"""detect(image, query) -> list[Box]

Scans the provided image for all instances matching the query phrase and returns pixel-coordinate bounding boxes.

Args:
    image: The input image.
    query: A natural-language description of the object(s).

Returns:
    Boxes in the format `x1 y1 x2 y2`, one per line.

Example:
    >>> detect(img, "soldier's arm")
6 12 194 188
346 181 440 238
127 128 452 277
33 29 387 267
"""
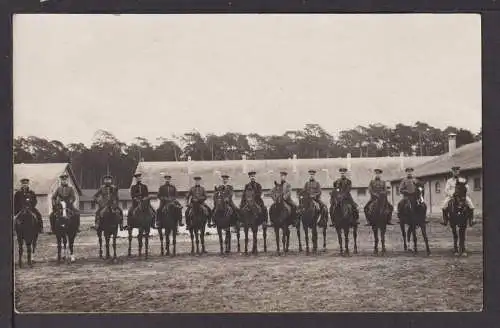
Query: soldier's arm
201 187 208 201
314 182 321 197
113 187 119 202
173 186 178 198
346 180 352 193
228 186 234 199
94 188 103 200
51 188 59 203
399 180 407 194
69 188 76 203
185 188 192 201
143 185 149 198
256 183 262 197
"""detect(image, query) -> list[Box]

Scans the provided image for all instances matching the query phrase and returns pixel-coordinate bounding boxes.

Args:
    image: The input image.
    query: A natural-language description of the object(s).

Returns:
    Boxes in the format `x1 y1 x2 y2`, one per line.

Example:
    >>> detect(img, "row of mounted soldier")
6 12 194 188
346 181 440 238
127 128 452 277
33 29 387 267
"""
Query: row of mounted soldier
14 166 476 267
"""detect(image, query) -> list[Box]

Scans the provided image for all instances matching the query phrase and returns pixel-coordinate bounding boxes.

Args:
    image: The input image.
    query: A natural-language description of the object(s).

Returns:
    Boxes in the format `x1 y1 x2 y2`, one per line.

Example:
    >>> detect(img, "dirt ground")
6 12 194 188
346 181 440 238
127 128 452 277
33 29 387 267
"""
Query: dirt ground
14 215 483 313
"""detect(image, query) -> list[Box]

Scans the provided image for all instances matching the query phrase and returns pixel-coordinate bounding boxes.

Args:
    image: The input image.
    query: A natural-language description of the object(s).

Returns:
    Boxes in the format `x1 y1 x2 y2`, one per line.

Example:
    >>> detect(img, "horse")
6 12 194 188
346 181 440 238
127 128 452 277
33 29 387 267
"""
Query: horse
330 189 358 255
97 203 122 260
269 182 295 255
157 200 182 256
53 200 80 263
297 190 327 254
14 199 39 268
186 200 209 254
212 187 241 255
365 193 393 255
126 197 155 259
446 180 474 256
398 186 431 255
239 188 267 254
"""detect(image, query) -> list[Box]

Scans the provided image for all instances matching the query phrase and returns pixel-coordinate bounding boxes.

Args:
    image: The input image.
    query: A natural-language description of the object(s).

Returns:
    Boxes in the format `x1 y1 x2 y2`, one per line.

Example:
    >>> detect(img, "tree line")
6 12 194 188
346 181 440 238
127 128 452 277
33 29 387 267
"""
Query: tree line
14 122 481 189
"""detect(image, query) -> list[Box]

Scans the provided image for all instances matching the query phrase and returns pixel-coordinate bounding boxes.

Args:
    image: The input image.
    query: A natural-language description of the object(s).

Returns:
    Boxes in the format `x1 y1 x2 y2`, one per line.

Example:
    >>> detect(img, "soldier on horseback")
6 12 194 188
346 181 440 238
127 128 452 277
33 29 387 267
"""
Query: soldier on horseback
278 171 298 225
128 172 156 228
14 178 43 233
364 169 393 226
93 175 123 231
331 168 359 226
213 174 240 225
157 174 183 228
50 174 80 233
397 167 424 218
441 166 475 226
302 169 328 222
185 176 213 227
240 171 269 226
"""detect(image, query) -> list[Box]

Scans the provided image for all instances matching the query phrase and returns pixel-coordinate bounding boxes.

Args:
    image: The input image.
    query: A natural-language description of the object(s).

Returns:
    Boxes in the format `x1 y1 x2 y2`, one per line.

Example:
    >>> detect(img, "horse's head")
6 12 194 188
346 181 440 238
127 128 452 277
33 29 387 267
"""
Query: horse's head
213 189 226 209
454 179 468 198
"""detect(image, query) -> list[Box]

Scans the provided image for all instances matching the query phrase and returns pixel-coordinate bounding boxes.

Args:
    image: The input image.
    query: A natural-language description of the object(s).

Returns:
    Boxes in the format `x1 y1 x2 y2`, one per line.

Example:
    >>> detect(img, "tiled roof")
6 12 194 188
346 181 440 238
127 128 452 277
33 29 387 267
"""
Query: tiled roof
134 156 436 192
13 163 82 195
389 141 482 182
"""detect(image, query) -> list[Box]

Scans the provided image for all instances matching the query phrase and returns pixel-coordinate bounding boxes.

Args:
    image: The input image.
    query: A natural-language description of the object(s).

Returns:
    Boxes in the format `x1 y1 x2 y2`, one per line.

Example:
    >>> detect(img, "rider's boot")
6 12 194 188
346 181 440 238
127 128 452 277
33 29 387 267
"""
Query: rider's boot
469 209 475 226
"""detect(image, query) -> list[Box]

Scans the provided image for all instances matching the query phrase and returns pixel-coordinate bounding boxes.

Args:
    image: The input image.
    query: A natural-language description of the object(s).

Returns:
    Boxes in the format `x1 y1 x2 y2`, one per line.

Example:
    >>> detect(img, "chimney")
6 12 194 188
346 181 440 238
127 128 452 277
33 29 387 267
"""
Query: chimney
241 154 247 173
448 133 457 155
399 152 404 171
346 153 351 171
292 154 297 172
187 156 193 174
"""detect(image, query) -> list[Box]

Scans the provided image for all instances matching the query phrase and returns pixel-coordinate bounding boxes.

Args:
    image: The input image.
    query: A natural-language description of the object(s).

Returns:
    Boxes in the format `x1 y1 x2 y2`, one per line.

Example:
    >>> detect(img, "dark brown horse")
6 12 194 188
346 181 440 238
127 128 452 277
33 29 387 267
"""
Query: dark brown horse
399 186 431 255
97 204 122 260
157 200 182 256
297 190 327 254
330 189 358 256
269 182 294 255
15 199 39 268
127 197 155 259
239 189 267 254
186 200 209 254
53 200 80 264
446 180 474 256
213 187 240 255
365 193 393 255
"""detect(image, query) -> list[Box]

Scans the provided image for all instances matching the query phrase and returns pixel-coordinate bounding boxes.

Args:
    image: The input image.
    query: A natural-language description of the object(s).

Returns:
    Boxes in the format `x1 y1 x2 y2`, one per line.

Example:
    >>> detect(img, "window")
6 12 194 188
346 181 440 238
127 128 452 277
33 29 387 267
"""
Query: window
357 188 367 196
435 182 441 193
396 185 400 195
473 177 482 191
91 201 96 210
121 200 128 209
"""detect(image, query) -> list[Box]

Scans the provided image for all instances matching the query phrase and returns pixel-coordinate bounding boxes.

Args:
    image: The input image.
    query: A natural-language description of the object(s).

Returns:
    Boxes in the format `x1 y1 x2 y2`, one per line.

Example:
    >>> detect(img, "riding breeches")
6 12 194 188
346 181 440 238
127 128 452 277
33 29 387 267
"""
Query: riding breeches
442 196 475 210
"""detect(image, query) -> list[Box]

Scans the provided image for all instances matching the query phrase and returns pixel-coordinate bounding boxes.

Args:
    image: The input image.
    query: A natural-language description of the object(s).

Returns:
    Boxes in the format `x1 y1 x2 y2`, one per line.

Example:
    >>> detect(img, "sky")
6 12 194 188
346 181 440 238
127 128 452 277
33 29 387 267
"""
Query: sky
13 14 481 146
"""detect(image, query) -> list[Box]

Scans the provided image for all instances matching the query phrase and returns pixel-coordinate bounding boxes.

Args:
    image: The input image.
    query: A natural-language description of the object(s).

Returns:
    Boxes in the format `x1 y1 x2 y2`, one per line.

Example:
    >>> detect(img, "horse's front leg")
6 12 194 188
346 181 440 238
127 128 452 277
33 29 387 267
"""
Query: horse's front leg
381 225 387 255
451 224 459 254
225 228 231 254
336 227 343 255
112 232 117 259
459 225 467 256
274 227 281 255
353 225 358 254
236 222 241 253
190 229 195 254
296 222 302 252
158 227 164 256
105 233 111 259
420 224 431 256
323 226 327 250
137 230 143 258
127 228 133 257
304 225 310 254
171 228 176 256
56 235 62 263
252 226 258 254
218 227 224 255
26 241 33 267
200 226 207 254
244 226 249 255
344 228 350 255
144 229 150 260
17 237 23 268
312 225 318 253
400 221 408 251
372 226 379 255
412 225 418 254
98 230 103 258
165 228 170 256
195 229 200 254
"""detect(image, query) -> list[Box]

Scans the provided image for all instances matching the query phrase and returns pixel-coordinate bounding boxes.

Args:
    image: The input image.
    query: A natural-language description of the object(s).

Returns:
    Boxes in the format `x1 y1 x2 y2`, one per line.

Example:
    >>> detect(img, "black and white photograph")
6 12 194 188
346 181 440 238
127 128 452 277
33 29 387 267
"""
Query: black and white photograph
13 13 482 312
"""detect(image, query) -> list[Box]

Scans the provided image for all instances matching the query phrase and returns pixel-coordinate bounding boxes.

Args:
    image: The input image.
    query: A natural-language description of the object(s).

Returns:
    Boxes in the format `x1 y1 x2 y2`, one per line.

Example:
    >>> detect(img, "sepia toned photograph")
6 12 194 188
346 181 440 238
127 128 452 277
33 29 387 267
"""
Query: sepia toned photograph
13 13 482 312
